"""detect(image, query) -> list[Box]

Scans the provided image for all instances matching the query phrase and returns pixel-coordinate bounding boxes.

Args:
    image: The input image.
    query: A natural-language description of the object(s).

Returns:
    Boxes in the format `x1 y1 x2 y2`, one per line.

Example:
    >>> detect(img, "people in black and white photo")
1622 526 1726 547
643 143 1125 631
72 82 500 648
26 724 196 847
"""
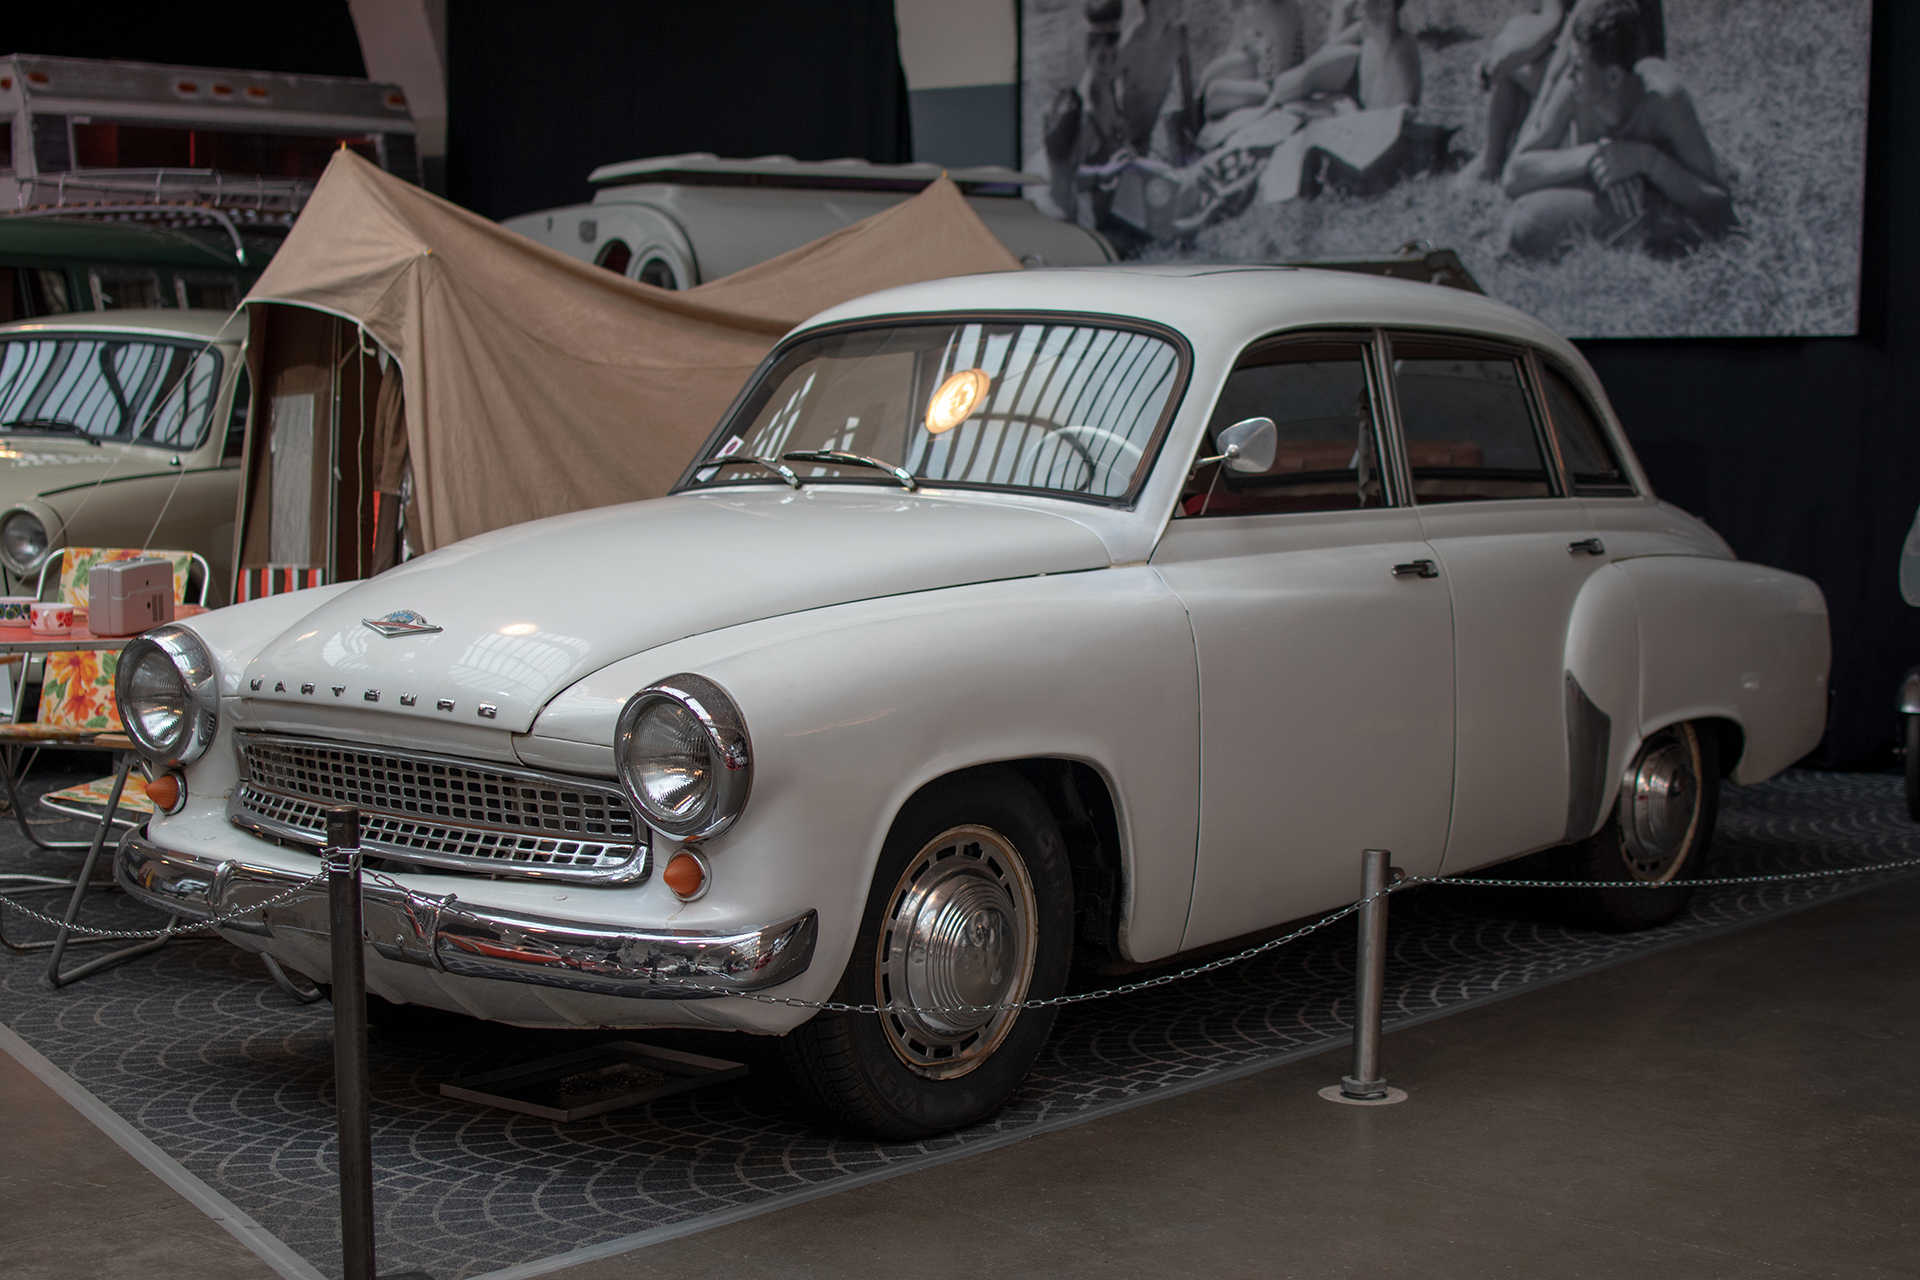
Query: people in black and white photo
1499 0 1732 259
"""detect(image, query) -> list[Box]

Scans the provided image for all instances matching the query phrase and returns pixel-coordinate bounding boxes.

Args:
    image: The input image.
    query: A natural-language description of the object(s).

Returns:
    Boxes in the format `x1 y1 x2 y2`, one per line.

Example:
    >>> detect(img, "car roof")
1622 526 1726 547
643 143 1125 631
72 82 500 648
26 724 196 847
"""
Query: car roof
0 216 249 268
796 264 1584 366
0 308 246 342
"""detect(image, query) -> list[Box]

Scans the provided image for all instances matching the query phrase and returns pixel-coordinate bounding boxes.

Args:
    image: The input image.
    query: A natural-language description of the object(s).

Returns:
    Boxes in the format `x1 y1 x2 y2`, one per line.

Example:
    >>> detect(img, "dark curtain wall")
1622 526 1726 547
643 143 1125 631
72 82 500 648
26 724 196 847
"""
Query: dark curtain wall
1579 0 1916 766
6 3 366 77
445 1 911 221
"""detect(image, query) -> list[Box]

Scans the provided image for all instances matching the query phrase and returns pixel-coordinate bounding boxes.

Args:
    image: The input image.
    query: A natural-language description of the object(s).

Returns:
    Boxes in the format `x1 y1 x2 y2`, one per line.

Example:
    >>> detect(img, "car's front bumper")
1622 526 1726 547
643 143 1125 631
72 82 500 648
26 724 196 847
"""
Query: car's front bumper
115 831 817 1000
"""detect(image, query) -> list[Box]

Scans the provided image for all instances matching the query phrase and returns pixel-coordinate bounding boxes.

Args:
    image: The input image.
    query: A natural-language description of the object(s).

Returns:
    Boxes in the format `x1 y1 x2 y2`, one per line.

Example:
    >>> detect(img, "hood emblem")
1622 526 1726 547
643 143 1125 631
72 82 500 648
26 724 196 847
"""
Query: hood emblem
363 609 443 638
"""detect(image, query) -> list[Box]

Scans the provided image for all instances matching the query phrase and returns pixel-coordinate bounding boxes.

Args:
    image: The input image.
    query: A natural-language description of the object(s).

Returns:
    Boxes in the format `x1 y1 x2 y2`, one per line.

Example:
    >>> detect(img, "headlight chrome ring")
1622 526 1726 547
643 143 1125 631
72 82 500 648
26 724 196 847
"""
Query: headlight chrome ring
614 673 752 842
0 508 52 579
114 624 219 768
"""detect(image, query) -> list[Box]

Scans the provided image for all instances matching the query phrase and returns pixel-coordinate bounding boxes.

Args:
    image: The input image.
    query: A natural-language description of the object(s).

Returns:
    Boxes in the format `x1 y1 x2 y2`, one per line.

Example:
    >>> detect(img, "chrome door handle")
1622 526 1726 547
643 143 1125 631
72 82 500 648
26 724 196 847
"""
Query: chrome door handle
1567 537 1606 556
1391 559 1439 579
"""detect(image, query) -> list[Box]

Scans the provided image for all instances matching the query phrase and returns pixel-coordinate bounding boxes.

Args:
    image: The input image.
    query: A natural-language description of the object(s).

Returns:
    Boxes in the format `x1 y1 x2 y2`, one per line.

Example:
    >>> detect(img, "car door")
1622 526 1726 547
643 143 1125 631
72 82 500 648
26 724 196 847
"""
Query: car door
1385 334 1613 873
1151 333 1456 950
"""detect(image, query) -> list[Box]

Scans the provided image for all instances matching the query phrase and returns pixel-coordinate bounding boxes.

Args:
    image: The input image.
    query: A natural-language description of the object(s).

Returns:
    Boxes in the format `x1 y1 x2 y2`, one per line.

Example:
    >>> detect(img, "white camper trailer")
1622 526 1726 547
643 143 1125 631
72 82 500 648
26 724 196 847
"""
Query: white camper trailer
502 153 1114 289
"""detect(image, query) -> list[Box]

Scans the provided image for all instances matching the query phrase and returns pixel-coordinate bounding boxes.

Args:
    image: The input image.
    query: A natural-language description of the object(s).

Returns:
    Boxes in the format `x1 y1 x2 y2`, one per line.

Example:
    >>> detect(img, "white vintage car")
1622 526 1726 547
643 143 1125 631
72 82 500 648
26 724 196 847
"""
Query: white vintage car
115 267 1829 1138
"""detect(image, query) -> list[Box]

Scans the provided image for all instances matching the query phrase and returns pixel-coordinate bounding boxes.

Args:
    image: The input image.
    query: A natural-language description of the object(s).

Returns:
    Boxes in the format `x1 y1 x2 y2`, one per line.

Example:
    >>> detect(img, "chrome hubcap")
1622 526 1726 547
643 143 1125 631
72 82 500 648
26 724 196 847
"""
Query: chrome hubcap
1619 729 1700 882
877 824 1037 1080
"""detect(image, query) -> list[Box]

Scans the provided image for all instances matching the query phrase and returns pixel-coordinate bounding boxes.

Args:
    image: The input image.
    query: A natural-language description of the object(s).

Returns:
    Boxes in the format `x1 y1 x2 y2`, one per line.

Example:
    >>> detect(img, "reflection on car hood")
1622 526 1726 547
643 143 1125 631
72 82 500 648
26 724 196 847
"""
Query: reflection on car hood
242 488 1113 734
0 438 184 500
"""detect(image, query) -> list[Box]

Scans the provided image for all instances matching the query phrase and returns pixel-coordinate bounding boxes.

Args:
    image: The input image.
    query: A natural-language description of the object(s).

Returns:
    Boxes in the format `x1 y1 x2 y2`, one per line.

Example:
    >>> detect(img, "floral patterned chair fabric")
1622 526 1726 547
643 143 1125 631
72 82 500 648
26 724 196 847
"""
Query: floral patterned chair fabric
11 549 201 734
37 649 123 731
50 547 196 609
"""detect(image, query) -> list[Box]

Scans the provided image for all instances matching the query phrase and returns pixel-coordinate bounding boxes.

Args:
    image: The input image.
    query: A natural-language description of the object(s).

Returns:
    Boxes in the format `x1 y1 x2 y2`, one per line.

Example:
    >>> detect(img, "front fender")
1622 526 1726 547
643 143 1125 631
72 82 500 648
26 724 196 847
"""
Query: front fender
524 566 1201 1000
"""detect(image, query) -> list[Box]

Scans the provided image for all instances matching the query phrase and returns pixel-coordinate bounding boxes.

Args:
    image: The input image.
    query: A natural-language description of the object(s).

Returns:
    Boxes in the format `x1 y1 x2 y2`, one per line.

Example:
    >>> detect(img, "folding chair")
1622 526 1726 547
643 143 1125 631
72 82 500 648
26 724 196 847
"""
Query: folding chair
0 548 209 982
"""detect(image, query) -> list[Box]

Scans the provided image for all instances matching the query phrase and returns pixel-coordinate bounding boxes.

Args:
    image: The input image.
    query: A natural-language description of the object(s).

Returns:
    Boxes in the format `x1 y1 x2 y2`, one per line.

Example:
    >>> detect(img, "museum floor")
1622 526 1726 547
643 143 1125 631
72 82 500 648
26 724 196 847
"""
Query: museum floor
2 778 1914 1280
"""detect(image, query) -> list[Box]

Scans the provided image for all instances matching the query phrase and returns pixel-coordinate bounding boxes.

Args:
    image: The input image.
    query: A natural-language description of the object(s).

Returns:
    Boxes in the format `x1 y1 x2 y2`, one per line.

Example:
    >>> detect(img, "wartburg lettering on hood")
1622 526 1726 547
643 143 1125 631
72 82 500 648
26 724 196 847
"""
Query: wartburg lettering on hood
240 490 1111 734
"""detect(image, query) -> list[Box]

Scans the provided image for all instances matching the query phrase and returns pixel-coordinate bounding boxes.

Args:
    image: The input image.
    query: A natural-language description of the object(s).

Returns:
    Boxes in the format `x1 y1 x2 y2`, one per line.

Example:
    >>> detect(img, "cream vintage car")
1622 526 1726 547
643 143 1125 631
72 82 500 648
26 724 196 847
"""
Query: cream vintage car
0 309 247 601
114 267 1829 1138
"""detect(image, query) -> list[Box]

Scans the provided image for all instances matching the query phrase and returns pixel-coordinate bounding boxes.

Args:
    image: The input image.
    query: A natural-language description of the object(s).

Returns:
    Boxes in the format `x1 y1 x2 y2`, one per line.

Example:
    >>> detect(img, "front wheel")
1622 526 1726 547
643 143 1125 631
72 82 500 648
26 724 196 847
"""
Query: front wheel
780 767 1073 1139
1550 721 1719 931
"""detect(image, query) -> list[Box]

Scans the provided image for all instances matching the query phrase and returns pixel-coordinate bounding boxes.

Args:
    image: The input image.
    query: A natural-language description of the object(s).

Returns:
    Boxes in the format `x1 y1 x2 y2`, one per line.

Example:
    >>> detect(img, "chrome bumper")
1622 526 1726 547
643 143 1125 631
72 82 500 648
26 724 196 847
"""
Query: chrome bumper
115 832 816 1000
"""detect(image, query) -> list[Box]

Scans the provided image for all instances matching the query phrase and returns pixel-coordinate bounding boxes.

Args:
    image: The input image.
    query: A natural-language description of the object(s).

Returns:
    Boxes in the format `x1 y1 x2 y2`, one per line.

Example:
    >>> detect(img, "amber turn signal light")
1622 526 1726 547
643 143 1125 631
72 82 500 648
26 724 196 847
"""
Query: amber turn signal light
144 772 183 813
662 850 707 899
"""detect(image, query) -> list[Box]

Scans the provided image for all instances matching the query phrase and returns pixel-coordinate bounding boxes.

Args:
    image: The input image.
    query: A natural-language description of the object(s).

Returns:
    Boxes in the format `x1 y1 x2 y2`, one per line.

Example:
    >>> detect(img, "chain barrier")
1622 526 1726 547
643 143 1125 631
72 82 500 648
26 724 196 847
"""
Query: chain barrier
0 868 330 940
4 852 1915 1013
369 855 1920 1017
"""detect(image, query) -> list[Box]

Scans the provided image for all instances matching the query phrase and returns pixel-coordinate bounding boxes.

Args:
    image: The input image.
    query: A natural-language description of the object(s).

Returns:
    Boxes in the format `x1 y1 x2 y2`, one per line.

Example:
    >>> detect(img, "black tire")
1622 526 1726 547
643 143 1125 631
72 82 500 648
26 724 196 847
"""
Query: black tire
1905 715 1920 823
780 766 1073 1140
1548 721 1719 932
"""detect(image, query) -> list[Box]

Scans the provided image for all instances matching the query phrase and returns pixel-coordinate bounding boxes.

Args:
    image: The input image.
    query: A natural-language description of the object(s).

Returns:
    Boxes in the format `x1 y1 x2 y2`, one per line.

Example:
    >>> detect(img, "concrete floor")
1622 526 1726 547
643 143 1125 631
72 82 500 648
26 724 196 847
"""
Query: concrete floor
3 875 1914 1280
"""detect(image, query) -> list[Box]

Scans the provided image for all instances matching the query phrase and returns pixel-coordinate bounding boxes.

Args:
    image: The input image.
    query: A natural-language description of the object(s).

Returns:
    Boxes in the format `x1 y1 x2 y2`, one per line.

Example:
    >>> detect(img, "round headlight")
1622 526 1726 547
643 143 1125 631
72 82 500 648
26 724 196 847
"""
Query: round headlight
114 624 218 767
0 510 50 577
614 674 751 841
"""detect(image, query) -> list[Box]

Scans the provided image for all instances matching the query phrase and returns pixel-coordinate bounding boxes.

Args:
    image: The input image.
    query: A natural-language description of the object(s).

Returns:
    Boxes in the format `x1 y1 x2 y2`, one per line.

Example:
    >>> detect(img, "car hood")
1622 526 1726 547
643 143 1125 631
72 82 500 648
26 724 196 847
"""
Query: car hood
0 438 180 501
240 488 1114 734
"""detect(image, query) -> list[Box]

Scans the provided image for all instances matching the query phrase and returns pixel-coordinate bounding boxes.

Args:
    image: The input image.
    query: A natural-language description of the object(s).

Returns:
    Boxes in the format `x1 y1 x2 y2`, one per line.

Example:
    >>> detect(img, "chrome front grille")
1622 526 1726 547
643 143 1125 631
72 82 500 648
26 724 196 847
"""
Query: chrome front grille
231 733 647 884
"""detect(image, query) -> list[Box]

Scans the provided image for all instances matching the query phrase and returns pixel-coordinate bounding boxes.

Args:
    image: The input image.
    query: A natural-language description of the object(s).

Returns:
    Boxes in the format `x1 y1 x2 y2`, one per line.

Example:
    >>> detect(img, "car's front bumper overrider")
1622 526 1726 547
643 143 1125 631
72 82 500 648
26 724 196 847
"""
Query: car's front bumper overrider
115 832 816 1000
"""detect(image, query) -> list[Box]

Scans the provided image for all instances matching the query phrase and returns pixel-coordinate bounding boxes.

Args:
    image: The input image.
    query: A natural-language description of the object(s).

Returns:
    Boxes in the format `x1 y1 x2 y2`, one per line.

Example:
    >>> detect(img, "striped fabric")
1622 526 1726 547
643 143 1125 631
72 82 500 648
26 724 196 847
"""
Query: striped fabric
238 565 327 601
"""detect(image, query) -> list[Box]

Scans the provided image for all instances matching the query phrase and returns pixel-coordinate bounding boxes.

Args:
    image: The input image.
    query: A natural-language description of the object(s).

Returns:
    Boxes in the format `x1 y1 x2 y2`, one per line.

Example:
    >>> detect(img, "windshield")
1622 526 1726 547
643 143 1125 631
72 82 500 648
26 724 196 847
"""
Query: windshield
0 336 224 450
682 320 1186 502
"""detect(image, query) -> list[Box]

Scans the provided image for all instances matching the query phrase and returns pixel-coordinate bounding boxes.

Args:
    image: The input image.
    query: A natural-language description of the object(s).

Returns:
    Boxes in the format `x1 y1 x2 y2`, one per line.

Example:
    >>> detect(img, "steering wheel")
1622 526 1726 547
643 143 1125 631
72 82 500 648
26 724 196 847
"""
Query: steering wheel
1012 425 1144 494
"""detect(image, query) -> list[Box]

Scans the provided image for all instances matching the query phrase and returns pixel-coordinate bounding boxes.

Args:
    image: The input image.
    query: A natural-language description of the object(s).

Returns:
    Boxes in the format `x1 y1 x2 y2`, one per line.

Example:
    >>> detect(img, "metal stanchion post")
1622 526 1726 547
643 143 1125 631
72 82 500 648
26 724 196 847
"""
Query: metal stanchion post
326 804 377 1280
324 805 435 1280
1322 848 1407 1106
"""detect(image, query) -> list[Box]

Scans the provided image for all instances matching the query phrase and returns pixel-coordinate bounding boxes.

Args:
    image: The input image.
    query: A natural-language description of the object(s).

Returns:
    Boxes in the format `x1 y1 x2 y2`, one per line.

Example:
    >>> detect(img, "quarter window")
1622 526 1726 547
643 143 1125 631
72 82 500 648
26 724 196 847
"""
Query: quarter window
1391 338 1553 503
1539 363 1633 495
1178 339 1385 517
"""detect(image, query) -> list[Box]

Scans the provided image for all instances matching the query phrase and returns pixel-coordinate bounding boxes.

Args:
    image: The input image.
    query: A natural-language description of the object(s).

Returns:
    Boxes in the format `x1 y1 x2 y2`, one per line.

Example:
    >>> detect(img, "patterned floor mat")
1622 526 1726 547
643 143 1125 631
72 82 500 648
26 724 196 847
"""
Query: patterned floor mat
1 768 1913 1280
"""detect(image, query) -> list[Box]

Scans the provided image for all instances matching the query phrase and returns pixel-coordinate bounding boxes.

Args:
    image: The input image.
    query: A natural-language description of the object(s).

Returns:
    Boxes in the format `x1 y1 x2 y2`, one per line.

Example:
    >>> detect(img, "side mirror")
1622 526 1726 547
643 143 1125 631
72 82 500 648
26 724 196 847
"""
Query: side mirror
1196 417 1277 474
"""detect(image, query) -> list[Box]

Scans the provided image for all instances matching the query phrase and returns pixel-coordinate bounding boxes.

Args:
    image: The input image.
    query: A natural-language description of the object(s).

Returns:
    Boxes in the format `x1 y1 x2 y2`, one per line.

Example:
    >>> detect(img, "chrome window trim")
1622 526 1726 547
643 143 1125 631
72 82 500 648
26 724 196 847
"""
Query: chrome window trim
669 310 1196 511
1379 328 1567 504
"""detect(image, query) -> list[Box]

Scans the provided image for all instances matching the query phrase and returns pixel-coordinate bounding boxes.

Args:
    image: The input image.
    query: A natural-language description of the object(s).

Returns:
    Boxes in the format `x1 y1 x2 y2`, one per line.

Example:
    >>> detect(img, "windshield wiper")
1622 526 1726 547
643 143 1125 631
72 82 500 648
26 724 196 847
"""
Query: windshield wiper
782 449 918 492
699 454 801 488
1 418 98 444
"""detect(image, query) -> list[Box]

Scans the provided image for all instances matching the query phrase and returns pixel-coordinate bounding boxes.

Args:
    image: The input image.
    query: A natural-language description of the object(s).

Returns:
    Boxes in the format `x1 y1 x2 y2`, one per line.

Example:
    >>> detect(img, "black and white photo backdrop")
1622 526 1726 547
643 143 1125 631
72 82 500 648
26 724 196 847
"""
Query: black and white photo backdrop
1020 0 1872 337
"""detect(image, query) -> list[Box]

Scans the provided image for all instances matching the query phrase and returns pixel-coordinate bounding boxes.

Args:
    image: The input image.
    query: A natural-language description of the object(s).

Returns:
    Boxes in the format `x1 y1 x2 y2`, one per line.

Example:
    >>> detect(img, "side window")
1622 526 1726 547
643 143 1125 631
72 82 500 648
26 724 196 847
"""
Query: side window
1178 338 1385 517
2 267 74 320
175 272 242 311
1391 338 1553 503
1540 363 1634 495
223 367 251 461
90 267 164 310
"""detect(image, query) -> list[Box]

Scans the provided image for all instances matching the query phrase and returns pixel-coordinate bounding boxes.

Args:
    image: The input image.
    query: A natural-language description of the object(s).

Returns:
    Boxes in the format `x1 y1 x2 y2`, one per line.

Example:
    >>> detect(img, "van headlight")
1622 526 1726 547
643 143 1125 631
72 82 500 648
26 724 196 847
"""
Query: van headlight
614 674 752 841
115 624 219 767
0 510 50 577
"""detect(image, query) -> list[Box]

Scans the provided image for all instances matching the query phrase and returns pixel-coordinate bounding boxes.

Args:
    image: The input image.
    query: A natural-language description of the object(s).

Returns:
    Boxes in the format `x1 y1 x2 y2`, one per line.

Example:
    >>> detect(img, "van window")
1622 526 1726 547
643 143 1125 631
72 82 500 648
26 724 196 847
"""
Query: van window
72 120 378 181
0 335 223 448
1 268 74 321
90 267 165 310
175 273 241 311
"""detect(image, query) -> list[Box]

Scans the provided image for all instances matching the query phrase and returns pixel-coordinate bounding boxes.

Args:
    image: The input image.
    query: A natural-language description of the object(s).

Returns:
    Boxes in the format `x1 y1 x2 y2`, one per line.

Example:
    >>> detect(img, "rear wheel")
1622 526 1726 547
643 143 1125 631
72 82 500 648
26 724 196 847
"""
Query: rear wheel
781 767 1073 1139
1551 721 1718 931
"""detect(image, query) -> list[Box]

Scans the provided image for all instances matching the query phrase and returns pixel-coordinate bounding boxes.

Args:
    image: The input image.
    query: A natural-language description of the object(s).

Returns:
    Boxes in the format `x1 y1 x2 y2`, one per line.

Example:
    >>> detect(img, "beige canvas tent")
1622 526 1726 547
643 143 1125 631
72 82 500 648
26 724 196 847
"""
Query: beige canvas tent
234 149 1019 596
